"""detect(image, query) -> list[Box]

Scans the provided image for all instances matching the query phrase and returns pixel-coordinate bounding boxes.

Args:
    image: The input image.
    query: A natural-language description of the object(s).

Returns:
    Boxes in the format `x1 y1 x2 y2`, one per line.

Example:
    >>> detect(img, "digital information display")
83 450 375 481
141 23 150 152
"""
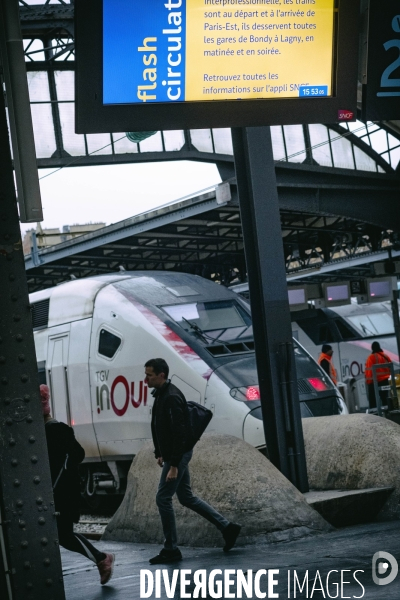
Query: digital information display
75 0 358 132
323 282 351 306
103 0 335 106
367 277 396 302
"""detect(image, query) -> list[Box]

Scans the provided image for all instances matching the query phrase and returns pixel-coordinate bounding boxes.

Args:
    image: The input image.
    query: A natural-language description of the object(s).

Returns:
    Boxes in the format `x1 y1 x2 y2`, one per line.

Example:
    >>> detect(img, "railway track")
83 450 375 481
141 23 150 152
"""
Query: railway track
73 514 111 540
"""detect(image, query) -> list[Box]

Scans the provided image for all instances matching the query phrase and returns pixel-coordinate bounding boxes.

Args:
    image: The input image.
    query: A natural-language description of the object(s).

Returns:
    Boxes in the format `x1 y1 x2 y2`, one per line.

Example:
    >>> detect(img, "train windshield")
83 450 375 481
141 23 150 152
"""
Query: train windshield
345 312 394 337
163 300 253 342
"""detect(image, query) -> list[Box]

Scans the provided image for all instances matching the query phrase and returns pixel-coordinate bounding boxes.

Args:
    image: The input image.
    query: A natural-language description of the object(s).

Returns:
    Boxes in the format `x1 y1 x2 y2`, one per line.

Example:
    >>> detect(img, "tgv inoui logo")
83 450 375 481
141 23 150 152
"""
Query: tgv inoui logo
372 552 398 586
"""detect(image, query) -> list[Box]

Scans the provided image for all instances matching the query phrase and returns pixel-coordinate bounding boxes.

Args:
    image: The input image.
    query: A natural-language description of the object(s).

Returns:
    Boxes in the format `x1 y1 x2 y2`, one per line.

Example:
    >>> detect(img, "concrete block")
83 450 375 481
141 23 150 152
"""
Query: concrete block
305 487 394 527
303 413 400 520
103 433 331 547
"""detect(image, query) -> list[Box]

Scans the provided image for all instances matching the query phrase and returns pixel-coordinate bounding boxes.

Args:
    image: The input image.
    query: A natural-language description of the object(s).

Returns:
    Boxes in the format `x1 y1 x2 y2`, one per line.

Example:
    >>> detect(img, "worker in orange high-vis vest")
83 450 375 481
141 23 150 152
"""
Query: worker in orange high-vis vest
318 344 338 386
365 341 392 410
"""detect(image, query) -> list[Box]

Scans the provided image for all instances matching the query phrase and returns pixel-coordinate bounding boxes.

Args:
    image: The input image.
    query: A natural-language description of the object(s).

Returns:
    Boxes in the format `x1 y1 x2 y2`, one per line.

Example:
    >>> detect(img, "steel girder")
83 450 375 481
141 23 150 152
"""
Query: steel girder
24 175 400 292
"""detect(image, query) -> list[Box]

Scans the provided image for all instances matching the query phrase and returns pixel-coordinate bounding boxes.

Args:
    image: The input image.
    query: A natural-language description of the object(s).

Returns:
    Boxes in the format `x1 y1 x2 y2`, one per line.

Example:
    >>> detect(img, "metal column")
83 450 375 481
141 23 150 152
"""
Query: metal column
391 290 400 368
0 0 43 222
232 126 309 492
0 72 65 599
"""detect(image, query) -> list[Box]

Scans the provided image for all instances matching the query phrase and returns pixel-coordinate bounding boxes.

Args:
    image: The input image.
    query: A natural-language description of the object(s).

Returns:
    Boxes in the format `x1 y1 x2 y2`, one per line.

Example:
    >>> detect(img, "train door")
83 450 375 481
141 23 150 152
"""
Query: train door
47 332 71 425
90 318 151 457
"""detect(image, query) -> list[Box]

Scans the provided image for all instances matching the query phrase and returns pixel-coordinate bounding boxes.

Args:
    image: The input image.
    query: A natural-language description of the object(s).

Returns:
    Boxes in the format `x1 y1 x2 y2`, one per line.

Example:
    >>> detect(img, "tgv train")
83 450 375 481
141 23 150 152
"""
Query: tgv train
291 302 400 410
290 301 400 379
230 282 400 410
30 272 347 500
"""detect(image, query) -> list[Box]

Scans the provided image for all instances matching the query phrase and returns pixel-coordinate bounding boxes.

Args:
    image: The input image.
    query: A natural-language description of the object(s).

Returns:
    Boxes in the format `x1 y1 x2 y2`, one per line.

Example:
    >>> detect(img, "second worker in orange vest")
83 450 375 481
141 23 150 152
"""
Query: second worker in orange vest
318 344 338 386
365 341 392 410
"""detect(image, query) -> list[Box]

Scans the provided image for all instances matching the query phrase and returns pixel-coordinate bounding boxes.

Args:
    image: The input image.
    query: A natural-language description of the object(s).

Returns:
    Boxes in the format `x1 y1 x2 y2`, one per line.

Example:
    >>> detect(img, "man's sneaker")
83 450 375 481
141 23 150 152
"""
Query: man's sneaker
97 553 115 585
223 523 242 552
149 548 182 565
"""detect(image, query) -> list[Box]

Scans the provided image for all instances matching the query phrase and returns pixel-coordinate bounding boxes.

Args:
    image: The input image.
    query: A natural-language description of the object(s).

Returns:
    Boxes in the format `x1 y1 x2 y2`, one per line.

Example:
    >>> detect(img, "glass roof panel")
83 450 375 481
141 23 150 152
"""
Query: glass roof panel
368 129 388 154
190 130 213 153
347 120 368 137
54 71 74 101
58 103 86 155
309 124 332 167
138 131 163 152
388 133 400 150
270 126 286 161
163 130 185 152
212 129 233 155
390 147 400 170
329 131 354 170
283 125 306 163
366 121 380 132
86 134 113 156
360 134 371 146
30 104 56 158
353 145 377 172
27 71 50 102
23 55 400 174
112 133 138 154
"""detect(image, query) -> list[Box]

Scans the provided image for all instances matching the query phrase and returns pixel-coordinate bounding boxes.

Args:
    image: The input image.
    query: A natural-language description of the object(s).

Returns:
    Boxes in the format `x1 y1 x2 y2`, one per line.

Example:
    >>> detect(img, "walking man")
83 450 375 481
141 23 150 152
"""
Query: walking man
145 358 241 564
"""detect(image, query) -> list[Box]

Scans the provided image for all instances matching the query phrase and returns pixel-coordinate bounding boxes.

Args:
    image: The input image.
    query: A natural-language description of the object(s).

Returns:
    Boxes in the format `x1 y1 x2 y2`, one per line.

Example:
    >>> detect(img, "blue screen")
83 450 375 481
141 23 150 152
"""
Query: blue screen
103 0 187 104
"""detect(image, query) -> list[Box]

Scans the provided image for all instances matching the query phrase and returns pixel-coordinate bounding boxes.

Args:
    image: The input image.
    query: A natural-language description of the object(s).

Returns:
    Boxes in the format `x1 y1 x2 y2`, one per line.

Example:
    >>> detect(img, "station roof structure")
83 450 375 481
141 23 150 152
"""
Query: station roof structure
19 0 400 292
24 172 400 293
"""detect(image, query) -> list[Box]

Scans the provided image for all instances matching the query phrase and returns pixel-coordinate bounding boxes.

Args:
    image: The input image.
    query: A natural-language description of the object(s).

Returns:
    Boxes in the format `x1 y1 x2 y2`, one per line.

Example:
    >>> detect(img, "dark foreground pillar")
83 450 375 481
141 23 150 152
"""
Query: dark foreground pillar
232 126 309 492
0 75 65 598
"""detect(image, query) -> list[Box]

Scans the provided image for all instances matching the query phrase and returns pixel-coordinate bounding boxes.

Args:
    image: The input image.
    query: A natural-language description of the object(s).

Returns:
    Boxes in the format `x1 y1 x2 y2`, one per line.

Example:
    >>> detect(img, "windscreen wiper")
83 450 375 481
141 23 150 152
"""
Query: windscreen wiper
181 317 225 344
181 317 209 343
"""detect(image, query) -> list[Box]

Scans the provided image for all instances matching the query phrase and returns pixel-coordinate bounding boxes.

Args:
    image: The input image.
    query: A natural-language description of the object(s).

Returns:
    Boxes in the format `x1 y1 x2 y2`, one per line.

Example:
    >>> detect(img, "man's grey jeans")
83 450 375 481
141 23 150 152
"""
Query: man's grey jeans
156 450 229 550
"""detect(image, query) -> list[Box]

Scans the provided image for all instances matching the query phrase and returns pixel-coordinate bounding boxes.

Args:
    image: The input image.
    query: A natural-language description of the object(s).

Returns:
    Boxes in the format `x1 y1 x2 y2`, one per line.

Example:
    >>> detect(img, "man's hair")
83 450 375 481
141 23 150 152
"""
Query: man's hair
321 344 332 354
371 341 382 353
145 358 169 379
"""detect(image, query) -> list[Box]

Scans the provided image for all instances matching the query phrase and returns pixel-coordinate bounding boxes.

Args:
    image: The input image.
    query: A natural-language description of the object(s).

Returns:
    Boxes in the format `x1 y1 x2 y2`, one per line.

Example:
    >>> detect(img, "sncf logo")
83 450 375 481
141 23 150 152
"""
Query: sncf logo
95 370 148 416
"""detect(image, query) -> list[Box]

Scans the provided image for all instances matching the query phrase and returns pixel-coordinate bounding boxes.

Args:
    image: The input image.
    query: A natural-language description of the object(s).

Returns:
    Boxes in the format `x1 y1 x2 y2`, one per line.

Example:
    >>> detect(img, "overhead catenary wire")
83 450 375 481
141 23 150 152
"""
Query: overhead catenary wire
38 134 127 181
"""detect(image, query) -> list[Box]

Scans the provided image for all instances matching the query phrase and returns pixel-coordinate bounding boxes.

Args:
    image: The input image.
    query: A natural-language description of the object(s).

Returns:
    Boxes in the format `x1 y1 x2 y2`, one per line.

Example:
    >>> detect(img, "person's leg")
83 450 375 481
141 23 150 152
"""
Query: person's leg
379 381 392 410
176 454 229 532
57 515 106 564
368 383 377 409
57 515 115 585
156 458 190 550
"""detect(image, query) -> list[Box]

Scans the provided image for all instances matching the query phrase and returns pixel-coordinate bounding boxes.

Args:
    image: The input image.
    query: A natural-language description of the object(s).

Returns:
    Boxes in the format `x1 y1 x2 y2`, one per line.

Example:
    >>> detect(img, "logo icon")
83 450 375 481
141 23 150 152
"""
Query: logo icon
372 551 398 586
338 110 355 121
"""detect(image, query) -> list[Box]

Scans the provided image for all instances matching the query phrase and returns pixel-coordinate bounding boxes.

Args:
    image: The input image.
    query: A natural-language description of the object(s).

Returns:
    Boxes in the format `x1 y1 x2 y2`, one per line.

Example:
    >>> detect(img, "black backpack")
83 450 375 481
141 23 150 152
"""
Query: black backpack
186 401 213 449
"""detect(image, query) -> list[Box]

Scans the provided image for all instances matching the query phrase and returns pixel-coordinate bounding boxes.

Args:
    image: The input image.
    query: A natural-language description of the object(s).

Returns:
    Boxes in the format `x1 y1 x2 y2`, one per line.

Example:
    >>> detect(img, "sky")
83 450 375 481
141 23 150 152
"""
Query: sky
19 161 222 238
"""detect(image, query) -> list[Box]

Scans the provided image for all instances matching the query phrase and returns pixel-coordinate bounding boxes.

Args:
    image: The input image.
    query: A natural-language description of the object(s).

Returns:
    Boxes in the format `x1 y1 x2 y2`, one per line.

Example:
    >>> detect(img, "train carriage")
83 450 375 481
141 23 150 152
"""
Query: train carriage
31 272 347 501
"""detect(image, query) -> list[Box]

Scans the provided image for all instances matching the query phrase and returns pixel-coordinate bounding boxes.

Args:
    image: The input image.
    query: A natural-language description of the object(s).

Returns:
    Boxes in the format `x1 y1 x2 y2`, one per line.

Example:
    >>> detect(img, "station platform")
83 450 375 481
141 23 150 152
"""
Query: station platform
62 520 400 599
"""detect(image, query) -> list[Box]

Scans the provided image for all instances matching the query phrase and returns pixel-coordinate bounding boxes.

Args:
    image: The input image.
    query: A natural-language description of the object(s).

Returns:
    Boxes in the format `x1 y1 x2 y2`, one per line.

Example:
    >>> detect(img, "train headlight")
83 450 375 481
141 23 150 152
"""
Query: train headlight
307 377 328 392
230 385 261 401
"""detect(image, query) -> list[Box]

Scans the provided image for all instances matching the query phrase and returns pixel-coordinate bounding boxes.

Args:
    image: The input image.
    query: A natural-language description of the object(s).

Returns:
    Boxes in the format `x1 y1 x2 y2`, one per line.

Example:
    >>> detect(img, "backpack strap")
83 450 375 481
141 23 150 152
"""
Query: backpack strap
52 453 69 490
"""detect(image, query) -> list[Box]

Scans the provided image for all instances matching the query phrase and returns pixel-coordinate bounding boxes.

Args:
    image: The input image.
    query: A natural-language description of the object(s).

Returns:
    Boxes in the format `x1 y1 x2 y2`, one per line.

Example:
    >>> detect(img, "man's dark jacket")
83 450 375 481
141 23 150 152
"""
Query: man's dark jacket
45 419 85 523
151 380 191 467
